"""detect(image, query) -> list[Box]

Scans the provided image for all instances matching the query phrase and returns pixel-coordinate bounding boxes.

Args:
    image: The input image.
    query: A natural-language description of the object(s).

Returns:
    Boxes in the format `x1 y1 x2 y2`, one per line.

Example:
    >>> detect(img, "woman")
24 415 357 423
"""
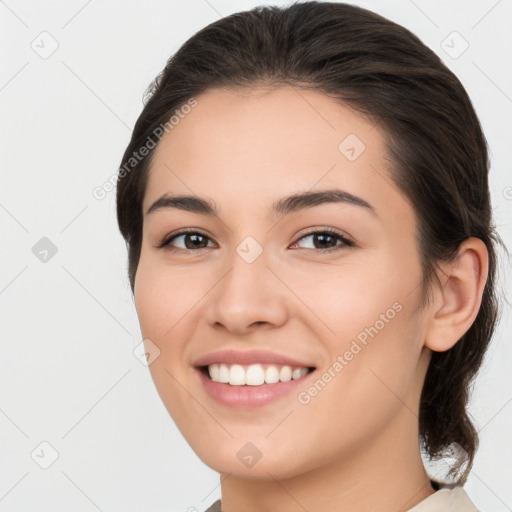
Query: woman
116 2 501 510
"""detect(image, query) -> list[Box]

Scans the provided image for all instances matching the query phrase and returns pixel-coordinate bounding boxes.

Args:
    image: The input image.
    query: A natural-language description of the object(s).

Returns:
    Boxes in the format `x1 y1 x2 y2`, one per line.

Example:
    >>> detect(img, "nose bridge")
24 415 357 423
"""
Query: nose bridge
207 239 288 332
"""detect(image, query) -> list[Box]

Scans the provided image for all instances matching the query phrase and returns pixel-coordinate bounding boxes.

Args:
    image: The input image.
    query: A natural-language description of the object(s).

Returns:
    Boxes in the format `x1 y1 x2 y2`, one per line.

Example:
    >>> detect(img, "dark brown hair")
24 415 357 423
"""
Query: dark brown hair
116 1 502 482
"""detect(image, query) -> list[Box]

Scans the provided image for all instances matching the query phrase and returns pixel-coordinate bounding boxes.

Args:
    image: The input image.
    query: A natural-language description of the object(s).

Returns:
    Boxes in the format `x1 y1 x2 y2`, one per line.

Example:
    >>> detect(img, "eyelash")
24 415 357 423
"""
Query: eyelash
157 227 355 254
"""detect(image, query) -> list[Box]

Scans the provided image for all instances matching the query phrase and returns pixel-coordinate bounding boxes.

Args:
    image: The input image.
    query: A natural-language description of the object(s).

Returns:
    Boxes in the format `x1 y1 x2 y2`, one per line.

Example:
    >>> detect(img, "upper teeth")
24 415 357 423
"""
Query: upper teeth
207 363 309 386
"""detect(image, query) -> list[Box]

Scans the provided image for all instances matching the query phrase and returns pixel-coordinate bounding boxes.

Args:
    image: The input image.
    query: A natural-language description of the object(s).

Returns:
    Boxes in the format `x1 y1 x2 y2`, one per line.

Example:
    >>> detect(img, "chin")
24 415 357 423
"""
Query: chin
187 435 316 481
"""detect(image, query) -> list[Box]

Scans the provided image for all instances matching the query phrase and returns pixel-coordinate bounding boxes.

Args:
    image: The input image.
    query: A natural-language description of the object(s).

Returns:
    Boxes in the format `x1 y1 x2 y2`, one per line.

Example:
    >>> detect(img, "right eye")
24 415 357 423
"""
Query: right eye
158 230 217 253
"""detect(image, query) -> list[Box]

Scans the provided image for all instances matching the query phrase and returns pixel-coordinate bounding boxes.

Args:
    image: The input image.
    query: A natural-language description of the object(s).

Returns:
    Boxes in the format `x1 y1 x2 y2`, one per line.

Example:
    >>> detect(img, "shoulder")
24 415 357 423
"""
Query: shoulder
408 485 480 512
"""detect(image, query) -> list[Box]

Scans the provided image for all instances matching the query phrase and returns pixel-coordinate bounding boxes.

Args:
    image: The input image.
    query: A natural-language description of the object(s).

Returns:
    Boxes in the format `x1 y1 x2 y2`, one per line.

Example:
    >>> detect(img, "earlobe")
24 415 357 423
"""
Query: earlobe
424 237 489 352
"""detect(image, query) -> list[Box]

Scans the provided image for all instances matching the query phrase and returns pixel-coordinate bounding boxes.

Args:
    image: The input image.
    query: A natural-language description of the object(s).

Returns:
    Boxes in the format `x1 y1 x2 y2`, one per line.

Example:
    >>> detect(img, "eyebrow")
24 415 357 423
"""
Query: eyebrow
145 189 376 217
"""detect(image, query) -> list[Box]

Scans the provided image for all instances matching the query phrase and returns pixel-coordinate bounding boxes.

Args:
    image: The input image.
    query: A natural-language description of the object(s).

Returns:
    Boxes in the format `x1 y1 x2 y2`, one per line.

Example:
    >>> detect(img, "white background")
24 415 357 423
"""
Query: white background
1 1 511 510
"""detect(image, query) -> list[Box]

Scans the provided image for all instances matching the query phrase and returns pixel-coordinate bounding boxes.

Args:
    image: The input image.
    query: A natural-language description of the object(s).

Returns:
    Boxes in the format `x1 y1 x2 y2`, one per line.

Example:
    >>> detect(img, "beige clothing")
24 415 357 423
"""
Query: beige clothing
408 486 480 511
203 485 480 512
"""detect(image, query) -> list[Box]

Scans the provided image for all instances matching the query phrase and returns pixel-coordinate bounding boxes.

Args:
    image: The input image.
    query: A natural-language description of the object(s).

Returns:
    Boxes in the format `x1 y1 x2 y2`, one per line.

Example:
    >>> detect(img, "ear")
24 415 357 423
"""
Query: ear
424 237 489 352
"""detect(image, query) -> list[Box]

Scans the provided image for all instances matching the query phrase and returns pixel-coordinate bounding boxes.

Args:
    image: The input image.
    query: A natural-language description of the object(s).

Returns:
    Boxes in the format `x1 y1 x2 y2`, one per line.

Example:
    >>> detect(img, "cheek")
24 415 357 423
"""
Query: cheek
279 256 403 337
290 302 424 464
134 251 209 340
285 252 425 407
133 255 204 425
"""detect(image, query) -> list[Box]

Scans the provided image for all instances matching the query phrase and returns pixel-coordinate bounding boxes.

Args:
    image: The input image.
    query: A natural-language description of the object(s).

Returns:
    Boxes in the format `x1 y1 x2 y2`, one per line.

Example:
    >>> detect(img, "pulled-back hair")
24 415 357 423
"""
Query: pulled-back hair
116 1 502 482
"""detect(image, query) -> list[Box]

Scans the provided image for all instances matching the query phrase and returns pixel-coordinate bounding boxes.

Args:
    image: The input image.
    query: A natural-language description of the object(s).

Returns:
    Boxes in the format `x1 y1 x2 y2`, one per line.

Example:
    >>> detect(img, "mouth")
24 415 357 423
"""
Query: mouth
195 363 317 408
197 363 316 386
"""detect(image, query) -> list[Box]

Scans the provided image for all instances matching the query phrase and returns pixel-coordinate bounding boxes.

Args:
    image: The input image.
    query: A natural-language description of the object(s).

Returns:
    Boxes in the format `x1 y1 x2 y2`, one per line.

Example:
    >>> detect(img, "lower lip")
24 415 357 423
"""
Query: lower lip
195 367 315 408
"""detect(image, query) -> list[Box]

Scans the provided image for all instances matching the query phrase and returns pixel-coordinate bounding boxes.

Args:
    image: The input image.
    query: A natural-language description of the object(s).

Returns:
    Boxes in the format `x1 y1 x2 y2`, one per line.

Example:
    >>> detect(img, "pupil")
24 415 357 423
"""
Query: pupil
185 234 206 249
315 234 335 248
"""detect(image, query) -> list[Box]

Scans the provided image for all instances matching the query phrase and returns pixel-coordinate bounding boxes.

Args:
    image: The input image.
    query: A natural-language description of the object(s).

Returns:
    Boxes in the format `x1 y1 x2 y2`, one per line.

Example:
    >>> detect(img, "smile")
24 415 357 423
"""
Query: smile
205 363 313 385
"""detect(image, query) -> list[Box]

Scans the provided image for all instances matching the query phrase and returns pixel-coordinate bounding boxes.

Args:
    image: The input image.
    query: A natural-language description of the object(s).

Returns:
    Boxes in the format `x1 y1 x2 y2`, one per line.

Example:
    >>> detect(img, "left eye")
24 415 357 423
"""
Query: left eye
291 230 354 251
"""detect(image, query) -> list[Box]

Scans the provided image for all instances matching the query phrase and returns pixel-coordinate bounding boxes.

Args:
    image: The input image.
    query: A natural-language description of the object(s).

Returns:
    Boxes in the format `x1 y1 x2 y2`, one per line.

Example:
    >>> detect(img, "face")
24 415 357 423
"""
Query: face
134 85 432 479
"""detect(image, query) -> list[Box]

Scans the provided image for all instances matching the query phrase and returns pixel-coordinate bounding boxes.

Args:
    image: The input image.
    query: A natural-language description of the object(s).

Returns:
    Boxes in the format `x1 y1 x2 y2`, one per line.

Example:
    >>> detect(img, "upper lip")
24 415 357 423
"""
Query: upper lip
193 349 316 368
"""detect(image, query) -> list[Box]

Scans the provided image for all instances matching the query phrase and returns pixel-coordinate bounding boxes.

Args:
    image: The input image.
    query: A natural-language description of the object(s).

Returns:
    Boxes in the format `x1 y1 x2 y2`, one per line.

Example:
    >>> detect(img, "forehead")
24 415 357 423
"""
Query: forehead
143 85 408 223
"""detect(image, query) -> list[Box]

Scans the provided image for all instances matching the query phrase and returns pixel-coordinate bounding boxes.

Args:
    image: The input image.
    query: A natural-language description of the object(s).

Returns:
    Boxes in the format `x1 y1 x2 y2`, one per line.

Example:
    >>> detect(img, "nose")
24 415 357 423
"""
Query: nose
205 249 289 335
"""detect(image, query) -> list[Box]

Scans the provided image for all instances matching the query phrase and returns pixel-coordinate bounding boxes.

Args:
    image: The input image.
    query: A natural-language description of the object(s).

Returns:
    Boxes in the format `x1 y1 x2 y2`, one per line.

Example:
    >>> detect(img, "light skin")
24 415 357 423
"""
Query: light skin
134 85 488 512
